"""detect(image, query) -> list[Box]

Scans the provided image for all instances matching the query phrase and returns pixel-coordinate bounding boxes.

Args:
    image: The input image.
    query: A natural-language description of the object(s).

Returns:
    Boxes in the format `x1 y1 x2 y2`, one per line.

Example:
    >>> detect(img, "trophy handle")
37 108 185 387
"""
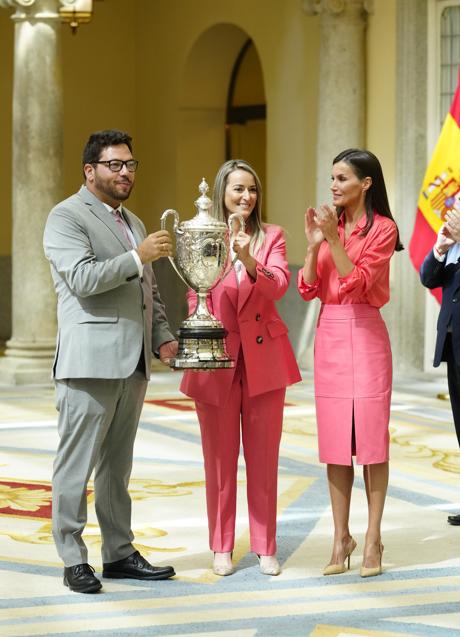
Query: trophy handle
160 208 181 233
160 208 190 287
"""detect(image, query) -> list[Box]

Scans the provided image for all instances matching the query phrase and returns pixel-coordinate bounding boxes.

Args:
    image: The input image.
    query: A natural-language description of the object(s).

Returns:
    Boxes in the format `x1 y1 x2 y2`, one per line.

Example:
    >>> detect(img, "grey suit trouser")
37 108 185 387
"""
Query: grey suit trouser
52 371 148 567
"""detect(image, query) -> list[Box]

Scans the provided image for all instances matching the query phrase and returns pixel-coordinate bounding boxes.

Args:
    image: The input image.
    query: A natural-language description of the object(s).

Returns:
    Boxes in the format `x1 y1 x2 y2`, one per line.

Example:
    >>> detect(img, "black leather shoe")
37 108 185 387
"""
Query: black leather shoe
102 551 175 580
447 513 460 525
63 563 102 593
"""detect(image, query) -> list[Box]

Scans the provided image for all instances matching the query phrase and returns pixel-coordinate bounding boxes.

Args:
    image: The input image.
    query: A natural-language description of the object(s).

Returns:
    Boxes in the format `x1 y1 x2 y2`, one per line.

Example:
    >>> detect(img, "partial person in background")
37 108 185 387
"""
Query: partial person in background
297 148 403 577
44 129 178 593
420 206 460 526
181 159 301 577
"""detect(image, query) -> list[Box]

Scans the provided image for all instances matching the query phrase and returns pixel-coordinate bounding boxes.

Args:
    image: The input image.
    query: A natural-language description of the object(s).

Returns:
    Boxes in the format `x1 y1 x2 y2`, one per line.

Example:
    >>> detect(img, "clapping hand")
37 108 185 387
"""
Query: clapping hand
304 207 324 248
435 224 455 255
314 204 339 243
232 230 251 261
434 210 460 256
444 209 460 244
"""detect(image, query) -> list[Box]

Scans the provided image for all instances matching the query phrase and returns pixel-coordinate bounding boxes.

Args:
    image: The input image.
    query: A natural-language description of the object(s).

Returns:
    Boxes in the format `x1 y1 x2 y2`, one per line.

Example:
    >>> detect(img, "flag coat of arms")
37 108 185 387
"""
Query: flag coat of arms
409 70 460 303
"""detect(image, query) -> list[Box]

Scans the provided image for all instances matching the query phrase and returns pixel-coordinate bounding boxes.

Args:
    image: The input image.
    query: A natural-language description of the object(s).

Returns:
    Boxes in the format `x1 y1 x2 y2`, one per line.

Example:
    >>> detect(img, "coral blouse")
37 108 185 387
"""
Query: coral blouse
297 212 397 307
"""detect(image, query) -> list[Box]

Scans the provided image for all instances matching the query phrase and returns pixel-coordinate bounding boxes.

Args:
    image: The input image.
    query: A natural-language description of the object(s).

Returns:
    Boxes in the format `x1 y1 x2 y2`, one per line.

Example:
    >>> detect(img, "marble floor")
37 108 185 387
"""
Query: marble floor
0 368 459 637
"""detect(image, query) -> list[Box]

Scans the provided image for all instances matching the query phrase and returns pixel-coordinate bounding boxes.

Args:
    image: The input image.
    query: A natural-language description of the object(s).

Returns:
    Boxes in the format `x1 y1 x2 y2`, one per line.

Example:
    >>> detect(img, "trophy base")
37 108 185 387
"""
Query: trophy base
170 326 235 370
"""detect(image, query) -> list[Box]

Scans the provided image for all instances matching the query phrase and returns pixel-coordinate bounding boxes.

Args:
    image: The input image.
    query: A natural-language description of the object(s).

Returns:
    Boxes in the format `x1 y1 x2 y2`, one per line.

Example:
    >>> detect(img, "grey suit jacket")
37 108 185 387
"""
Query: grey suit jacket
43 185 174 379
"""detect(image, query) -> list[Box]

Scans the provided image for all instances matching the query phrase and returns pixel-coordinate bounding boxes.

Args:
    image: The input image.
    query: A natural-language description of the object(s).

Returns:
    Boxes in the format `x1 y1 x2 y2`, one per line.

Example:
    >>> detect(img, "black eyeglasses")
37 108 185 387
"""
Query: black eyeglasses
93 159 139 173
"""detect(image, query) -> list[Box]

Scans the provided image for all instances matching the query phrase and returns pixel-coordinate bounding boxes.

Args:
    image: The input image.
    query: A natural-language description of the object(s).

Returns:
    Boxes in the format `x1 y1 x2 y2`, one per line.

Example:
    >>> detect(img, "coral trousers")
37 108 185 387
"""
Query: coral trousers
195 357 286 555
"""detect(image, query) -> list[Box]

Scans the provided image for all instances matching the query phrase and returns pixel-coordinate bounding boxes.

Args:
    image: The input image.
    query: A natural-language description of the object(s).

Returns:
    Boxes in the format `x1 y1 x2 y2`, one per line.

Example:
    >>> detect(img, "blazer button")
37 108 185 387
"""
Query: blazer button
453 298 458 303
143 304 147 309
140 277 144 283
255 313 261 321
256 336 263 344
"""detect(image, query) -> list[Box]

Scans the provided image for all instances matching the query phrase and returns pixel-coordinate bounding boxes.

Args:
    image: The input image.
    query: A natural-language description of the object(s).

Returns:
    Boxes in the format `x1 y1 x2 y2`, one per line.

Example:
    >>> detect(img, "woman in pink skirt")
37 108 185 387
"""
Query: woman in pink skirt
297 149 403 577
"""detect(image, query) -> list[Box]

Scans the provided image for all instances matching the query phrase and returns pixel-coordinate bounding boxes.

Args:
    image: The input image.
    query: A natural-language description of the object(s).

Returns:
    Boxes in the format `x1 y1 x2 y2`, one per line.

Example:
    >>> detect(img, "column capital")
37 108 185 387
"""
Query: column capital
0 0 77 6
302 0 374 16
0 0 33 7
0 0 80 17
1 0 93 31
0 0 56 8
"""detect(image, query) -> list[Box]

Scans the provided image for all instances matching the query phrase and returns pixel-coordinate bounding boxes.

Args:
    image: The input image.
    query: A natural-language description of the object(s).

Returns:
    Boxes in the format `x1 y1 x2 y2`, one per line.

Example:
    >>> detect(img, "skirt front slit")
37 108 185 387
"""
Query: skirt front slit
314 303 392 466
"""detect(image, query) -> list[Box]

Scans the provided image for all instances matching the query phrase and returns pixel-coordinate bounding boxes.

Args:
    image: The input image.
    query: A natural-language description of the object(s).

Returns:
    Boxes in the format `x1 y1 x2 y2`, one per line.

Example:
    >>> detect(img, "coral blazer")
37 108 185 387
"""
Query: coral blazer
180 224 301 407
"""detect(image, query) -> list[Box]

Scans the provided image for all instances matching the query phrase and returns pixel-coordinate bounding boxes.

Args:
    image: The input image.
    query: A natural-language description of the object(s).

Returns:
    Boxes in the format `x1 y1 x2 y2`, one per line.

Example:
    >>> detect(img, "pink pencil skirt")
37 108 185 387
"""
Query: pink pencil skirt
314 303 392 466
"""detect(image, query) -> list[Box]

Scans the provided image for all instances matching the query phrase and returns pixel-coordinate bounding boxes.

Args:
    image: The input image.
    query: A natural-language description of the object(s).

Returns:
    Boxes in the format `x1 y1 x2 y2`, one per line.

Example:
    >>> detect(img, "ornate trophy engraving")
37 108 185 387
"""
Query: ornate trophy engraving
161 179 244 369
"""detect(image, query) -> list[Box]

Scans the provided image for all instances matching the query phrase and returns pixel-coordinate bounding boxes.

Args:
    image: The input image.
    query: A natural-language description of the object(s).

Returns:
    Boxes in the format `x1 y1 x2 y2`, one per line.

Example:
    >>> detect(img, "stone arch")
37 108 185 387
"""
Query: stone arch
177 22 266 212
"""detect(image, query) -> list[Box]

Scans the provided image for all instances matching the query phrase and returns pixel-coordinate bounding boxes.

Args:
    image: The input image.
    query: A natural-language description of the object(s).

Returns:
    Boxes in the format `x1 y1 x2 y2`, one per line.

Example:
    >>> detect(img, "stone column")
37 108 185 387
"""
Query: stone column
389 0 428 373
0 0 63 384
297 0 372 369
303 0 373 204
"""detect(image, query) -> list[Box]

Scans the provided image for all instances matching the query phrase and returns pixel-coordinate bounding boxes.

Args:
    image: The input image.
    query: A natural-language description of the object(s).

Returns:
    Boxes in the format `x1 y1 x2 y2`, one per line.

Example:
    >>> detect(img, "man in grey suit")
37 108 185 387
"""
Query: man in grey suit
44 129 178 593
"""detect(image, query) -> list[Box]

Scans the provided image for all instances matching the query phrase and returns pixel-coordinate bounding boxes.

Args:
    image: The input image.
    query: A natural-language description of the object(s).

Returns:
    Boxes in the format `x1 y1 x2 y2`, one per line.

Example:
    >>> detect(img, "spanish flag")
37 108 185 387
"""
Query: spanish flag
409 69 460 303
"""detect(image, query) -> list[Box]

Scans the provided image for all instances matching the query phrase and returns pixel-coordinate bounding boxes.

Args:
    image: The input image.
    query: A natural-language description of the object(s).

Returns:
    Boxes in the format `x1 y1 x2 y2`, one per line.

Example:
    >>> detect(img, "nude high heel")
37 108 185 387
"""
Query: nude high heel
213 552 234 576
257 554 281 576
323 537 357 576
360 543 384 578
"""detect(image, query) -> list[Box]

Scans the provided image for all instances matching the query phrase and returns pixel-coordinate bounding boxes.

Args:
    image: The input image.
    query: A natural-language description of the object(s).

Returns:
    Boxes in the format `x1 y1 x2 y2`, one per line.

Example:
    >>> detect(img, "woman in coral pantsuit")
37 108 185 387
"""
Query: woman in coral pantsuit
181 160 301 577
297 149 403 578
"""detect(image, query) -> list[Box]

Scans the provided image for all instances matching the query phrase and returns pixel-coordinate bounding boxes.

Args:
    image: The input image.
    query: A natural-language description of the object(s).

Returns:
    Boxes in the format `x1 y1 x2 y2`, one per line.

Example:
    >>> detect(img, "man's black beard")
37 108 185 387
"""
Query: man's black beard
95 176 133 202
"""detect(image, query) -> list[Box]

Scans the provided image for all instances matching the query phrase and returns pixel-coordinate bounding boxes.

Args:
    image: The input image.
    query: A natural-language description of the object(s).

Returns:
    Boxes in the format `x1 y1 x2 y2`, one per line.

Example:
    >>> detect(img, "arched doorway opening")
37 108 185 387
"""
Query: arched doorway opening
178 23 266 213
225 38 266 209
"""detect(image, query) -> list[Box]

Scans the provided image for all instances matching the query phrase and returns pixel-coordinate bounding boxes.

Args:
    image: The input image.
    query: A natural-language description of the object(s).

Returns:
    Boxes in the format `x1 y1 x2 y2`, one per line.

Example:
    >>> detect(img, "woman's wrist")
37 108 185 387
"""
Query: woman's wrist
325 234 340 246
305 243 321 257
302 268 316 285
240 253 255 267
240 254 257 277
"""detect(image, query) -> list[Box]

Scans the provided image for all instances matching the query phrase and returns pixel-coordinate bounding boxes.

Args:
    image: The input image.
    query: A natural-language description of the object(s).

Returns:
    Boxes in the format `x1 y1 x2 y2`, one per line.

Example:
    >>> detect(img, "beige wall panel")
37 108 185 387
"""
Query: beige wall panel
366 0 398 333
176 107 226 215
60 0 140 210
250 4 319 265
366 0 397 213
229 120 266 197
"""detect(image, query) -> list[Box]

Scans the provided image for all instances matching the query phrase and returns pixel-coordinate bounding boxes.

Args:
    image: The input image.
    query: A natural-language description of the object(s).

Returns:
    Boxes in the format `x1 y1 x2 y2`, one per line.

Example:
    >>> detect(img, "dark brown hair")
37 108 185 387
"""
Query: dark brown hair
333 148 403 251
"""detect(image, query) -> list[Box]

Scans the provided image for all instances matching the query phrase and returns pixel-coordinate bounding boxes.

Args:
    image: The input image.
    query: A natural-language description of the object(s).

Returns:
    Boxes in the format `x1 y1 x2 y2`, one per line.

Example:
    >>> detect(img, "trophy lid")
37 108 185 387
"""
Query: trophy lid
181 178 227 231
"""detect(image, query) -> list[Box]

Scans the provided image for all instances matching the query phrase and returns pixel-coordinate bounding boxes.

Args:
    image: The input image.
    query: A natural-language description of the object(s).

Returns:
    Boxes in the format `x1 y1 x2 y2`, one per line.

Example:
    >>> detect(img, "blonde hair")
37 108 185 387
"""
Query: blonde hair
212 159 265 255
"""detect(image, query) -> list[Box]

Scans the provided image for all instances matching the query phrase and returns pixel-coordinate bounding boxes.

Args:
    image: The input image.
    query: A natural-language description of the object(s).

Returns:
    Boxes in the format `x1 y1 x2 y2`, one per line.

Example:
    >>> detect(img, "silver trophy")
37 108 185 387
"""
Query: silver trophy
161 178 244 369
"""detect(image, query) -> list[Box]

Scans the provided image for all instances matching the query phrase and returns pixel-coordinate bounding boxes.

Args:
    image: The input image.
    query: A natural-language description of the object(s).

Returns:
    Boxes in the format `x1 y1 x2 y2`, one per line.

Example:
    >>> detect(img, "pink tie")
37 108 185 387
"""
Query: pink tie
113 209 133 247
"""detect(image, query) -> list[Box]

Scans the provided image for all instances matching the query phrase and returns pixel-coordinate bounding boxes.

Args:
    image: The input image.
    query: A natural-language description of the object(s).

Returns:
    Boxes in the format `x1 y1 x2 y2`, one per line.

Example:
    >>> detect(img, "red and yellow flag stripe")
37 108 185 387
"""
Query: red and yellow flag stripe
409 70 460 303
